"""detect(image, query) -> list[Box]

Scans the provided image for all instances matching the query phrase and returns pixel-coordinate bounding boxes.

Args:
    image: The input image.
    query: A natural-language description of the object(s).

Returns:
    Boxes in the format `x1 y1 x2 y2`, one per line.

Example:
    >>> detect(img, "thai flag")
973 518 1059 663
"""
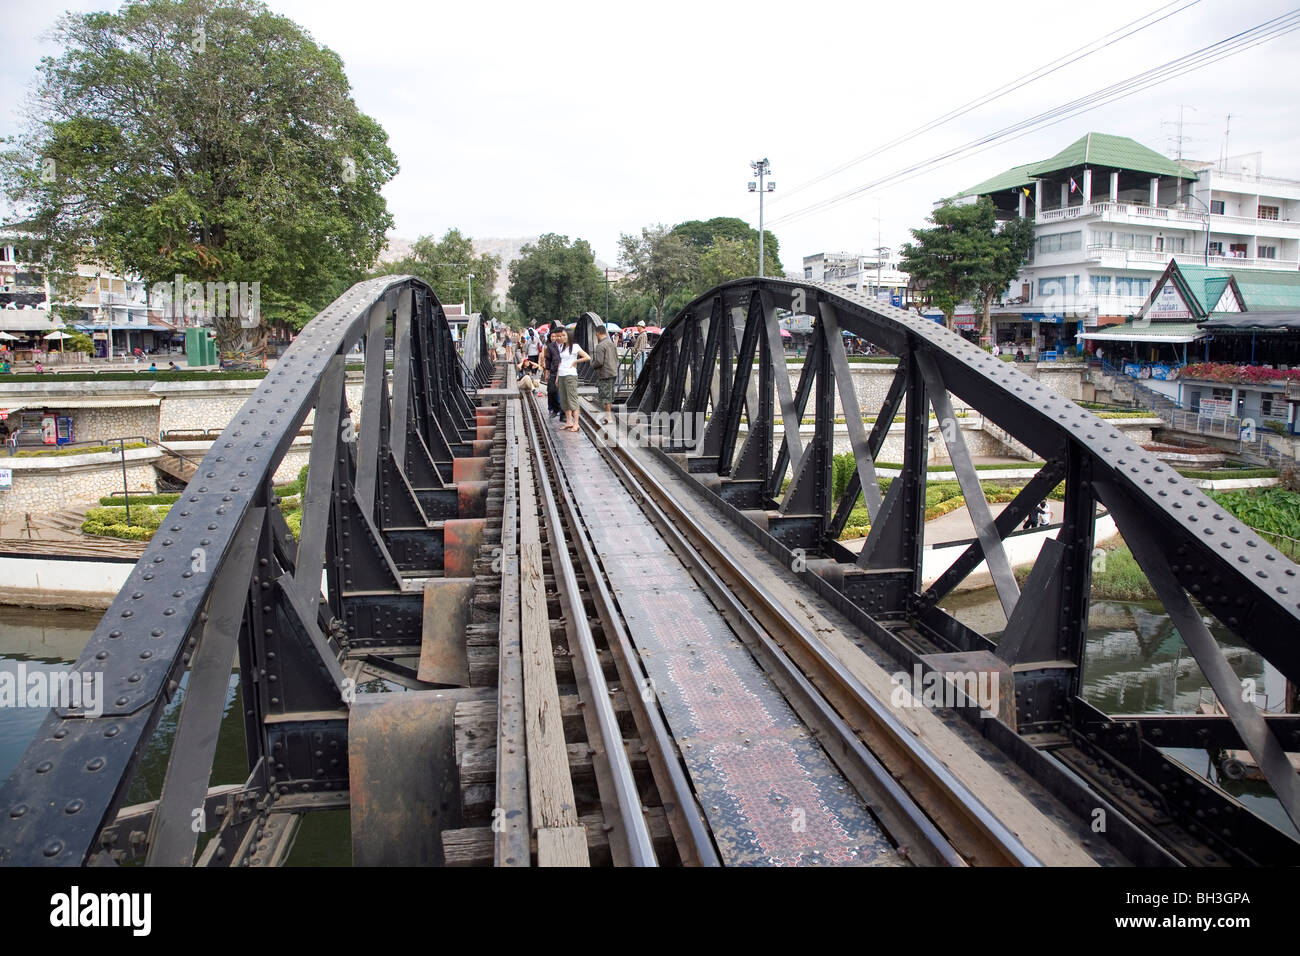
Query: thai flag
1070 177 1079 194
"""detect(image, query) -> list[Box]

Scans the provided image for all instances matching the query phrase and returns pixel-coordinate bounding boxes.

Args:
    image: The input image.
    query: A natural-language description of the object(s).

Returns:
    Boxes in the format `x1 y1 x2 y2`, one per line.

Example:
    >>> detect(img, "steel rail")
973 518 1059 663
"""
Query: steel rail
580 405 1042 867
523 396 721 867
519 392 659 866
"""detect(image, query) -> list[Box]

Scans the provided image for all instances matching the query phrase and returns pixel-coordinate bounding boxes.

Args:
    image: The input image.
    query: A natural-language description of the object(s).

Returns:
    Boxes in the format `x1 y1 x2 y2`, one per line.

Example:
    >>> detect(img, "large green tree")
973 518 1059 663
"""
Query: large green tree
670 216 782 274
899 197 1030 332
507 233 603 323
696 235 780 288
380 229 501 318
618 224 697 325
0 0 397 356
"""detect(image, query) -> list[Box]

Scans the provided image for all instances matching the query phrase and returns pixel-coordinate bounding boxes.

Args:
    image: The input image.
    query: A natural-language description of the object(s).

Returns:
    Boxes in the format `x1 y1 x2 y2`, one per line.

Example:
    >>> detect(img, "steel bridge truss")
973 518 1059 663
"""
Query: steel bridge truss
628 278 1300 866
0 276 495 866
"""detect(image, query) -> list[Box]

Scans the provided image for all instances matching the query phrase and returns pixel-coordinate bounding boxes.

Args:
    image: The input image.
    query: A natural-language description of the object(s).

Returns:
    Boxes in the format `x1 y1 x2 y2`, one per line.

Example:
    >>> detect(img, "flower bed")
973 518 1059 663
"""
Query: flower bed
1180 363 1300 385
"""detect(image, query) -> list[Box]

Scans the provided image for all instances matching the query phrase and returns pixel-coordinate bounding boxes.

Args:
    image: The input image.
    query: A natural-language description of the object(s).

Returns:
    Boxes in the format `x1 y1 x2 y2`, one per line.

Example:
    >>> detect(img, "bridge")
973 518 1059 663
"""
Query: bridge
1 275 1297 867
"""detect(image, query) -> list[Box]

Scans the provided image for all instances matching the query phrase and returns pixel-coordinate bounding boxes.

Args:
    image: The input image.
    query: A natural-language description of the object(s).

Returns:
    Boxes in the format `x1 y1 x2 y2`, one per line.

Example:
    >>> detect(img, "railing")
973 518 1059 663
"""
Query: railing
1038 201 1204 225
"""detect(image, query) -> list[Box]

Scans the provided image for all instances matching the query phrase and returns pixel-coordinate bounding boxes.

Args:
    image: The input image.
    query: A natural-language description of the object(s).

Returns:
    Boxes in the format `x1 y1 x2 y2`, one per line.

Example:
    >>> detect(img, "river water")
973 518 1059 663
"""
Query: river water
0 592 1294 862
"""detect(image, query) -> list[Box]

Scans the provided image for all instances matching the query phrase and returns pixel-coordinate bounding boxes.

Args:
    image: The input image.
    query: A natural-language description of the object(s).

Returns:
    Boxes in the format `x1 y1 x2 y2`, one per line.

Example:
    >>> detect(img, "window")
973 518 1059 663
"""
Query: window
1263 393 1286 417
1091 276 1111 294
1092 230 1113 247
1166 237 1186 253
1210 200 1225 214
1258 204 1279 220
1037 276 1067 297
1258 245 1277 259
1212 388 1231 401
1209 241 1223 256
1038 231 1082 254
804 267 813 279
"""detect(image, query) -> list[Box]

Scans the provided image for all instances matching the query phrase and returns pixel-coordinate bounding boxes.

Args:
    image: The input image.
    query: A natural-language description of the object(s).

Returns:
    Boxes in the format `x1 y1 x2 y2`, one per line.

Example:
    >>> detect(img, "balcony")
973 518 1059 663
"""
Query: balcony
101 291 147 305
1038 200 1204 227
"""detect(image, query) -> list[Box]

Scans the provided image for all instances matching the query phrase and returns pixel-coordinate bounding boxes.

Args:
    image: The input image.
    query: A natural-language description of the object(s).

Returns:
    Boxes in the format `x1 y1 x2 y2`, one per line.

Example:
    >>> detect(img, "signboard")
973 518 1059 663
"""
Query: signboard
1147 283 1191 320
1149 364 1180 381
0 469 11 490
41 415 56 445
1199 398 1231 418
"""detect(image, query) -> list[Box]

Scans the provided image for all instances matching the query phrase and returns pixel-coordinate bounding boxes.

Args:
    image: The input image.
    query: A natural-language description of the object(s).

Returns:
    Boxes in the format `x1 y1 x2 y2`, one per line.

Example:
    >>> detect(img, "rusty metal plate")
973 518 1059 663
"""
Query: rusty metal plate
419 578 476 685
348 692 462 865
476 425 497 441
443 517 487 577
456 481 488 519
452 456 490 484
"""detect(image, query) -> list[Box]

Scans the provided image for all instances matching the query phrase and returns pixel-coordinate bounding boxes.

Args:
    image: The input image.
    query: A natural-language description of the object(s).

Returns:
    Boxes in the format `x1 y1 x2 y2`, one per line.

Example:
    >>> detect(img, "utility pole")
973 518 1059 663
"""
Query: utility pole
748 158 774 278
604 267 609 320
467 273 474 316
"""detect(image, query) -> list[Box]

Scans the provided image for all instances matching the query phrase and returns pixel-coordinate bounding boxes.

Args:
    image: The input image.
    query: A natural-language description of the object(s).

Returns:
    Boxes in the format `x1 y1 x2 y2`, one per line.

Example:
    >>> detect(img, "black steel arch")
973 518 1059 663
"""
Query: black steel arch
0 275 491 866
628 277 1300 862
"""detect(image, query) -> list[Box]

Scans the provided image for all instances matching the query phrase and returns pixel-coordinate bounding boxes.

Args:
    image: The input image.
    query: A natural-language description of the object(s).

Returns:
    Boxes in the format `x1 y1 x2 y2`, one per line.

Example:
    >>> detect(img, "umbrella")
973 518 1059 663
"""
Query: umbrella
779 329 792 338
535 323 551 334
642 326 662 335
44 329 71 352
605 322 620 333
0 331 17 341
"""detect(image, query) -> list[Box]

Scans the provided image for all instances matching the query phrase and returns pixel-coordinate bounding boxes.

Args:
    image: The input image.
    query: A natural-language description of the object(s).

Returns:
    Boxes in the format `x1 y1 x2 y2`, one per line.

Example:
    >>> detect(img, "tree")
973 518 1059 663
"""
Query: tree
380 228 501 318
697 236 777 288
0 0 398 358
670 216 783 274
899 198 1028 332
973 215 1034 342
507 233 603 323
618 224 697 326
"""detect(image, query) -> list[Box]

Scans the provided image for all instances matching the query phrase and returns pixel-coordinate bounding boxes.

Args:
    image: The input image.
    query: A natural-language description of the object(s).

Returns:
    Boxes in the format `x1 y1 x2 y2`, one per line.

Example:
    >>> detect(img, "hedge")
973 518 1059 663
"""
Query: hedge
81 505 164 541
3 370 266 383
99 493 182 506
15 442 148 457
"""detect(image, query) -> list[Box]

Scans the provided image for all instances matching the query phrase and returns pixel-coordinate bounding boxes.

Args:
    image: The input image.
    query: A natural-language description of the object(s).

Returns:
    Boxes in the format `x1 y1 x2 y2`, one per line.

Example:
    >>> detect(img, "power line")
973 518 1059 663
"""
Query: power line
766 0 1203 209
766 9 1300 229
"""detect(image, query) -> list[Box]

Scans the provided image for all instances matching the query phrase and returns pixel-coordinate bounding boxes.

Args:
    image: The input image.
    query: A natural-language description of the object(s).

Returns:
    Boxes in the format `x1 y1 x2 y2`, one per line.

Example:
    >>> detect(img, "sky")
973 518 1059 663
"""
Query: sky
2 0 1299 274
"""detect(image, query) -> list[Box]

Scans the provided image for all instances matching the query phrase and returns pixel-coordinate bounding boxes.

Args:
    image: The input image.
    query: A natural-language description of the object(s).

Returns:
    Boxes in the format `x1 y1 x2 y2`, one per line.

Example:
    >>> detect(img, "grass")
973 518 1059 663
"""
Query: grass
1175 467 1278 481
15 441 147 458
1015 542 1156 600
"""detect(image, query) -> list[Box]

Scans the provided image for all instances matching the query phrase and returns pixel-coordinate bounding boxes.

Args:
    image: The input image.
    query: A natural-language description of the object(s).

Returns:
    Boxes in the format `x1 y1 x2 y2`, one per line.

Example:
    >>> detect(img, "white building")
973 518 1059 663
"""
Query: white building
951 133 1300 355
802 251 910 303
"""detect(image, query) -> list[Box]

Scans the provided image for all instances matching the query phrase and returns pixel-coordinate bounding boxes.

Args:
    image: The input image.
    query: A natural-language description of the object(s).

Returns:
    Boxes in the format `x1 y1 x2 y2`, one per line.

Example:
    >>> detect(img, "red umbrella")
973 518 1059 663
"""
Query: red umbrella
779 329 793 338
535 323 551 334
643 326 662 335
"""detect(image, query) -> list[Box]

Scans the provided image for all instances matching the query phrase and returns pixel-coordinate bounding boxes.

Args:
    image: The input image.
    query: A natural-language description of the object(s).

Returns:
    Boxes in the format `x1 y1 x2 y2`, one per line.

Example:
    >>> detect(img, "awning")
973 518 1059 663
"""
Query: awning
0 406 26 419
0 314 62 332
1199 311 1300 334
1078 321 1205 344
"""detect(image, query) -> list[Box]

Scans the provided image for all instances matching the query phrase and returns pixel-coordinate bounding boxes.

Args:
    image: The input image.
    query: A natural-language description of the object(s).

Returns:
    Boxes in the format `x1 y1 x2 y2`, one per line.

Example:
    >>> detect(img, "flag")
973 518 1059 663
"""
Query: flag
1070 177 1079 193
1021 187 1031 197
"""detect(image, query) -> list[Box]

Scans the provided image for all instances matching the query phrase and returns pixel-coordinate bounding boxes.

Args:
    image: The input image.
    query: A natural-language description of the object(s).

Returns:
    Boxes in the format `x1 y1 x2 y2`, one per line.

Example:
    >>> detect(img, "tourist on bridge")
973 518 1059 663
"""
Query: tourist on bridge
517 356 543 392
592 326 618 425
524 326 539 364
542 326 563 419
632 321 649 379
555 329 591 432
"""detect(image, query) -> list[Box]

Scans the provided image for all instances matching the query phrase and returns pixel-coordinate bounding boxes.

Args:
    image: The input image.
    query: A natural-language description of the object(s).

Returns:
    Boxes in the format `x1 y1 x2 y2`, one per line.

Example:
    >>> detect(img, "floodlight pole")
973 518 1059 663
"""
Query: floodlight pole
749 158 774 278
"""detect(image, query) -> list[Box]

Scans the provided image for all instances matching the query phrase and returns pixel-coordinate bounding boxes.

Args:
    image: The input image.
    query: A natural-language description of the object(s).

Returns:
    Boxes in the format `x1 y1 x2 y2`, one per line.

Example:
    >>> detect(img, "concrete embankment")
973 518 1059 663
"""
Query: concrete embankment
0 551 135 610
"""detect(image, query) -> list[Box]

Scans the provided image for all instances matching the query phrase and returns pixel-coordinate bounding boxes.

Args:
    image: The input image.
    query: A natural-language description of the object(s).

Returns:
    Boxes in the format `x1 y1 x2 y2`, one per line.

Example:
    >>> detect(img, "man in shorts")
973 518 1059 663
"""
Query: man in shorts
591 326 619 424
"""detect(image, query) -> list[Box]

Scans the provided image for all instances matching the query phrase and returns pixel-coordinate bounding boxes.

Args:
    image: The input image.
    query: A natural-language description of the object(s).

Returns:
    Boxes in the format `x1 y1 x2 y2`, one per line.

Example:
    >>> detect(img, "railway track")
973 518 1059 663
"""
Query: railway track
464 381 1055 867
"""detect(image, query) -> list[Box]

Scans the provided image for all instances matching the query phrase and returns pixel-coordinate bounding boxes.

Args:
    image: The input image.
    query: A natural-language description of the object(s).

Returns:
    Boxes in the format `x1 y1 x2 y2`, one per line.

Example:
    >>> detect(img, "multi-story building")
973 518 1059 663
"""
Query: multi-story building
952 132 1300 355
802 251 910 303
1187 152 1300 269
0 234 164 358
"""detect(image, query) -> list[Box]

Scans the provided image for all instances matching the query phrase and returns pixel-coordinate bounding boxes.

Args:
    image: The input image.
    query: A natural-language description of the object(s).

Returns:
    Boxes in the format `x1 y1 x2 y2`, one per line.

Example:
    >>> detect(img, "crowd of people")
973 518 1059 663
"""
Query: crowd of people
488 319 653 429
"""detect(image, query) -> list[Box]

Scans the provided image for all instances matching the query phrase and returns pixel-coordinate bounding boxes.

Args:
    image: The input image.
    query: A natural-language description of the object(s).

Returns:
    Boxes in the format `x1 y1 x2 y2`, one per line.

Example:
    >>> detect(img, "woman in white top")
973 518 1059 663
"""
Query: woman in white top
555 329 590 432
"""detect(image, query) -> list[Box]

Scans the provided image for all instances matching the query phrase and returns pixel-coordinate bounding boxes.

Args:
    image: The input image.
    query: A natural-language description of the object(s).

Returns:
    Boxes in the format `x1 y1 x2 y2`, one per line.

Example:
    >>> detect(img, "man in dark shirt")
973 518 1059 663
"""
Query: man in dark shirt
542 329 563 418
591 326 619 424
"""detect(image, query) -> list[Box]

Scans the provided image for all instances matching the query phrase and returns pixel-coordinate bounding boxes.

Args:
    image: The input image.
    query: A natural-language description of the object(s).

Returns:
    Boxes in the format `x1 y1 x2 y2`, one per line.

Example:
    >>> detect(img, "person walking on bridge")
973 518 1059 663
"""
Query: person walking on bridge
592 326 619 424
632 320 649 379
541 325 563 419
555 330 590 432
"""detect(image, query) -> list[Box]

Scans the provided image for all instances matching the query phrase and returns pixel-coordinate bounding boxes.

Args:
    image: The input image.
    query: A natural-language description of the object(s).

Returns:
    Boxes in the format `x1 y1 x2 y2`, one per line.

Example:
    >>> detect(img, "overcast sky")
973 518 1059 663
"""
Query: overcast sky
2 0 1298 273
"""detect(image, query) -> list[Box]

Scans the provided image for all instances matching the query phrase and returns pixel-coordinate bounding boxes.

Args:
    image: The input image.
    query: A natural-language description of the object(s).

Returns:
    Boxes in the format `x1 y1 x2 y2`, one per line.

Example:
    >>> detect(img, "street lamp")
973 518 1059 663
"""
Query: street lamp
467 273 475 316
1182 192 1212 265
748 158 775 278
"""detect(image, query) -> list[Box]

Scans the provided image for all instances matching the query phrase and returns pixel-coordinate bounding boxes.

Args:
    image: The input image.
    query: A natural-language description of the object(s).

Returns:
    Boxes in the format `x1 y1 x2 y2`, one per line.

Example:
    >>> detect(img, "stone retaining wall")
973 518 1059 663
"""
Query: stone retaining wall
0 448 159 514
